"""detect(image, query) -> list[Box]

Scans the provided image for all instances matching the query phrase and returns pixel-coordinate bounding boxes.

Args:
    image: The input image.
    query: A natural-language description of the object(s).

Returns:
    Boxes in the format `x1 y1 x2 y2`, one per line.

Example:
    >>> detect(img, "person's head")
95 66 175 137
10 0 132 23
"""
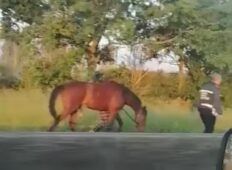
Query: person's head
210 73 222 87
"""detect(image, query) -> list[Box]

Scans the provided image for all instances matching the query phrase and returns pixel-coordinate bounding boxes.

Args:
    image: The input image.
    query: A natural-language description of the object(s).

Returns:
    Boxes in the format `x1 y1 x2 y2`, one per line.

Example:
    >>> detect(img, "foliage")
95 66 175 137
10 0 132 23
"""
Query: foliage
221 74 232 108
1 0 232 107
0 0 49 40
21 49 78 89
0 65 20 89
156 0 232 70
103 67 232 107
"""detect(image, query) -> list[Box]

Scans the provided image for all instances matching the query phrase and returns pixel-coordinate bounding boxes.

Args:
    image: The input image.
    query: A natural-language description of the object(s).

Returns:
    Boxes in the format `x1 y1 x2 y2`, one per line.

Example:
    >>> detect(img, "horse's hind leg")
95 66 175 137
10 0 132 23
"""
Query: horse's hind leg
48 117 60 132
68 110 78 132
48 114 67 132
48 107 77 132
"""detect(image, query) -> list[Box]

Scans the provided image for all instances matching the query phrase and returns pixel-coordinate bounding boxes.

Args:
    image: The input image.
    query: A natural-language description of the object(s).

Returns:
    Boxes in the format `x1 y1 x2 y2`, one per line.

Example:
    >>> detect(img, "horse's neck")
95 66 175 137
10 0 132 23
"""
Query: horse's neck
125 90 141 113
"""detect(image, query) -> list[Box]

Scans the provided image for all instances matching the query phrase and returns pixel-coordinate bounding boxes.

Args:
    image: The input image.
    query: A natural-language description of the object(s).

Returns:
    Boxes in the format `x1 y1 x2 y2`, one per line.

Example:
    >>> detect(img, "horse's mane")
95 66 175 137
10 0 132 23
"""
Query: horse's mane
118 83 142 112
123 86 141 103
106 80 141 103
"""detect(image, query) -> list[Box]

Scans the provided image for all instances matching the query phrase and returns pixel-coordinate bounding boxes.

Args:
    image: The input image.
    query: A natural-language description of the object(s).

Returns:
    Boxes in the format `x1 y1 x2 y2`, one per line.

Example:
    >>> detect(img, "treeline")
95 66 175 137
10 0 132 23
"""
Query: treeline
0 0 232 107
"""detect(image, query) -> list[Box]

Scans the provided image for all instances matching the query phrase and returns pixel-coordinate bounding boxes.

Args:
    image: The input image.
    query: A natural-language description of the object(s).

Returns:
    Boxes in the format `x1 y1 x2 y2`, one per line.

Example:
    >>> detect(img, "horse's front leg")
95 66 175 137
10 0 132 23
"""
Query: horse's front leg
103 110 119 131
92 111 109 132
92 123 104 132
92 111 122 132
116 114 123 132
101 111 123 132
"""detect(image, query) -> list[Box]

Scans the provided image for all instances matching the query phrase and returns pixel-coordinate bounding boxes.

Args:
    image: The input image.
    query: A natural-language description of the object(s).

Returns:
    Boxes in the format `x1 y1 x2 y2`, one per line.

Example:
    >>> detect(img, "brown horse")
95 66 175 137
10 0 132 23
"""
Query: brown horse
48 80 147 132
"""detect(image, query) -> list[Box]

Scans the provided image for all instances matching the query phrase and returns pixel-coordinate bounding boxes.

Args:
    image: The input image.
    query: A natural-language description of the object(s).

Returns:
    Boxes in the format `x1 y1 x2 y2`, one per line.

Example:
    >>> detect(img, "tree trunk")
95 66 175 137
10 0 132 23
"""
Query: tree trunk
85 39 99 78
178 59 185 95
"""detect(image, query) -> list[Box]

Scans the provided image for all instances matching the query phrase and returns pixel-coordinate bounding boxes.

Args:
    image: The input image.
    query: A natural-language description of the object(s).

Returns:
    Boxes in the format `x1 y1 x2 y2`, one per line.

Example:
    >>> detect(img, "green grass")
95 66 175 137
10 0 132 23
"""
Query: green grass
0 89 231 132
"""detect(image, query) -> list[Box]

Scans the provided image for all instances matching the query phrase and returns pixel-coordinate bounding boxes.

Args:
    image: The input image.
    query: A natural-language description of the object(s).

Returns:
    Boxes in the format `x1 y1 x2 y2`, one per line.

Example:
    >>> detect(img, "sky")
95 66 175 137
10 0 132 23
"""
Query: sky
99 36 180 73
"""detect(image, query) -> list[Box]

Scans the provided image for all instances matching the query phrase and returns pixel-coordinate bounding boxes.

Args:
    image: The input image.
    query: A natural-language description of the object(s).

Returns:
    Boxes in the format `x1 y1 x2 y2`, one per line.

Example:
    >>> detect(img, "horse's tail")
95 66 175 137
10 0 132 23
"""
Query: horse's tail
49 85 64 120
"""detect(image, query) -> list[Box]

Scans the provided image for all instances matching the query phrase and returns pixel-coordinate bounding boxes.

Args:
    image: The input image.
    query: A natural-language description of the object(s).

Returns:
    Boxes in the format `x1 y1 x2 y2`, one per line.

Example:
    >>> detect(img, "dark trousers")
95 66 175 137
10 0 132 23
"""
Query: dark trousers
198 107 216 133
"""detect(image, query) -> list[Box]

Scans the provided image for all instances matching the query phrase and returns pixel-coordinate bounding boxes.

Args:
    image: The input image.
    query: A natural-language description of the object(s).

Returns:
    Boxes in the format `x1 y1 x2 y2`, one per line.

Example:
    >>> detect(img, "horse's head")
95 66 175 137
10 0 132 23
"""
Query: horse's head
135 106 147 132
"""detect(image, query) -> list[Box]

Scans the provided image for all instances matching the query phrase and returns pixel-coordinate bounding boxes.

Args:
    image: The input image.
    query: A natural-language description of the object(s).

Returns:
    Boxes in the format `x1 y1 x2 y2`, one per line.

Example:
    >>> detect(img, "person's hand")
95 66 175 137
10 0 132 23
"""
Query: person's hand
212 111 219 117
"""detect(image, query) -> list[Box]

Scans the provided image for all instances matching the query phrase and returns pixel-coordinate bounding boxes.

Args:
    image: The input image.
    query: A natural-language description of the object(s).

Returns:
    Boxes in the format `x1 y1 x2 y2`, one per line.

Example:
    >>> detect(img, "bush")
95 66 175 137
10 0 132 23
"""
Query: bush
0 65 20 89
103 67 232 108
21 49 78 89
103 68 199 101
221 75 232 108
20 58 232 108
0 76 20 89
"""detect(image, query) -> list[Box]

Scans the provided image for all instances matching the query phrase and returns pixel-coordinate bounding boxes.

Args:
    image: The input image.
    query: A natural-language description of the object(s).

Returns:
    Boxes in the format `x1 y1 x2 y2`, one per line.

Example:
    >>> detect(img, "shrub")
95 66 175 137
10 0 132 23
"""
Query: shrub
221 75 232 108
21 49 78 89
0 65 20 89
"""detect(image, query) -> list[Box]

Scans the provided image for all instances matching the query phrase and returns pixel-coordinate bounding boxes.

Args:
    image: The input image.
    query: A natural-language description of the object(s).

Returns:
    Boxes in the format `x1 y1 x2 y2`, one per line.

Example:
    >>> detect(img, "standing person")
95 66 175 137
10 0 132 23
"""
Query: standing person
198 73 223 133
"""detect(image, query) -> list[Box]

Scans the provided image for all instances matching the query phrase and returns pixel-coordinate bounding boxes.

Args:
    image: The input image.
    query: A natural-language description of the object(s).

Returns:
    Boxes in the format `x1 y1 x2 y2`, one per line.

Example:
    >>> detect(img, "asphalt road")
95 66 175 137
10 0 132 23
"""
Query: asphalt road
0 133 223 170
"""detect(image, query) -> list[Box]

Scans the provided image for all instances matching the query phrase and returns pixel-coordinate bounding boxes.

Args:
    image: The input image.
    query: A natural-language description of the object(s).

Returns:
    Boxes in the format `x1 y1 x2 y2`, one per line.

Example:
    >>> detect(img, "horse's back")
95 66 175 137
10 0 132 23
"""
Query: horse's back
58 80 126 95
82 80 126 110
59 81 87 102
90 80 126 94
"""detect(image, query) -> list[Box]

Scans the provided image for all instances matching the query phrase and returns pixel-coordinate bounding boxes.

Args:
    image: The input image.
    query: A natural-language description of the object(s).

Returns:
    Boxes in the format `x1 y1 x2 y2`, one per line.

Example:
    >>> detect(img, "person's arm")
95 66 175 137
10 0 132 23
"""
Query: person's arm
213 88 223 115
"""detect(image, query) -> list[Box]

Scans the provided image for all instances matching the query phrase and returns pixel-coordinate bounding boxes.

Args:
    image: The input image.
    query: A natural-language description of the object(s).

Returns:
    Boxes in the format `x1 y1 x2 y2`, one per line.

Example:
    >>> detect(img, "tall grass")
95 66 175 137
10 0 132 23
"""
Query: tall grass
0 89 231 132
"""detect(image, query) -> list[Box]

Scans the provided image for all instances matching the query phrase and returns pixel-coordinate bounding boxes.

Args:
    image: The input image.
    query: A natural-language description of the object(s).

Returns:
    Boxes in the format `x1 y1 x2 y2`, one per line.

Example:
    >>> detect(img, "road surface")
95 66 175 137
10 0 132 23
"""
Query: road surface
0 132 223 170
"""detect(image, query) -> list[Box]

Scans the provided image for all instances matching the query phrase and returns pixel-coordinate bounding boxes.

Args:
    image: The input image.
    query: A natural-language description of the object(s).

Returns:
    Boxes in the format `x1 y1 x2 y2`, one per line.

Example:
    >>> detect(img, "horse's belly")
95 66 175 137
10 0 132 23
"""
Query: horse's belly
83 89 124 111
83 94 109 111
84 101 108 111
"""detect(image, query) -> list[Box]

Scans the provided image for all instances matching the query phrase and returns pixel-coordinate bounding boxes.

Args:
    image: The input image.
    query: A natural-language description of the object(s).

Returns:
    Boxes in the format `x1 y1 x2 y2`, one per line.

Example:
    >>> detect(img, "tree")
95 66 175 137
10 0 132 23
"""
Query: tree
140 0 232 96
1 0 232 91
0 0 49 39
155 0 232 70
